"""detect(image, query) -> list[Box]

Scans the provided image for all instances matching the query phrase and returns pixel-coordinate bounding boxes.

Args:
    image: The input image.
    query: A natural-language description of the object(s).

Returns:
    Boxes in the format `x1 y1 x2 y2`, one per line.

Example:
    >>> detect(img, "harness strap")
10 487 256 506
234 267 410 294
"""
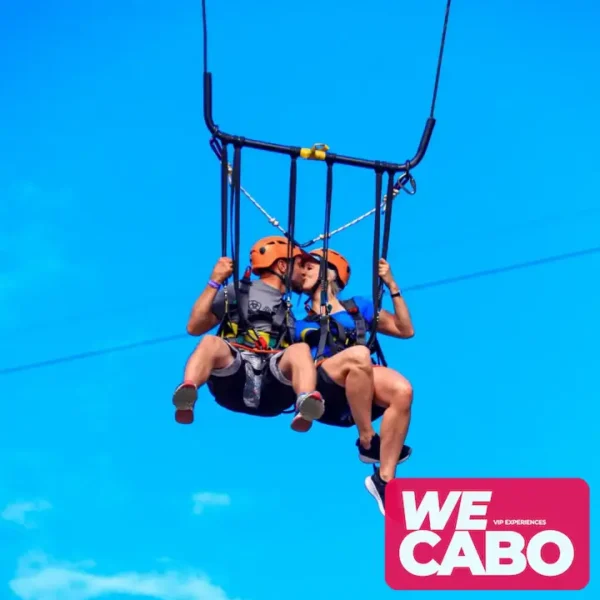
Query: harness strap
339 298 367 345
218 269 296 353
334 320 348 347
271 299 294 350
236 267 252 331
316 314 334 360
307 297 389 366
216 267 255 341
339 298 387 365
270 302 286 342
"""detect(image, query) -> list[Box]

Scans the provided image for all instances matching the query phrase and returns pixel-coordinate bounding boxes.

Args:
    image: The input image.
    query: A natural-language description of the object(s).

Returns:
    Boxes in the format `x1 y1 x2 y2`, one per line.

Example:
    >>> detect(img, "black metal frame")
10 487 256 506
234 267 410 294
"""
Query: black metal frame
200 0 452 357
204 69 436 174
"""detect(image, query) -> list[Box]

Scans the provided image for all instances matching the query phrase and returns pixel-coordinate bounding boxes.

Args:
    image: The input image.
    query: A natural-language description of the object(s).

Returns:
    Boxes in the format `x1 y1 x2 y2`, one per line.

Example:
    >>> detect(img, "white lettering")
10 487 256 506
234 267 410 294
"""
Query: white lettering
527 530 574 577
399 531 441 576
456 492 491 530
402 491 462 530
399 531 575 577
402 491 491 531
485 531 527 575
438 531 485 575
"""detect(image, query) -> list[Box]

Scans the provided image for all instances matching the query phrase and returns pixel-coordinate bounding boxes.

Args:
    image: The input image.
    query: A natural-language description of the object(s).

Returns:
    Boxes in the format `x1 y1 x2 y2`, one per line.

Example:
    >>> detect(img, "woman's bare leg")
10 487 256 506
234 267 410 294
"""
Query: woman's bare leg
317 346 376 447
373 366 413 481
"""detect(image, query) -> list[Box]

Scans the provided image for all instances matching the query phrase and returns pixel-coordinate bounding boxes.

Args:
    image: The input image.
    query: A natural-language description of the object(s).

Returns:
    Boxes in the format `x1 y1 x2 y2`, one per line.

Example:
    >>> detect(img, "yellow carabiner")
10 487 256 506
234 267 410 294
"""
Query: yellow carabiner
299 143 329 161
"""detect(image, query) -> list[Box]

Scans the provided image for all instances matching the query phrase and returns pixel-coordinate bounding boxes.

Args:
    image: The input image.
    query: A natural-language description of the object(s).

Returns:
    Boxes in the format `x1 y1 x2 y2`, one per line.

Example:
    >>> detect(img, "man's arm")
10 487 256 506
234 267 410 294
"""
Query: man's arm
186 284 221 335
187 257 234 336
375 259 414 339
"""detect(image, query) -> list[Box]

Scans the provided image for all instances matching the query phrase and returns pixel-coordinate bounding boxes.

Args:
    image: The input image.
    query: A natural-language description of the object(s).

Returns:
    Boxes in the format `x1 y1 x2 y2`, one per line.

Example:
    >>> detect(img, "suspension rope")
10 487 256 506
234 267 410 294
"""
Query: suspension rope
284 155 299 298
201 0 451 170
231 144 242 289
211 132 305 354
215 139 303 349
430 0 452 119
372 169 384 335
209 138 417 248
320 160 335 307
219 143 251 335
366 171 397 352
219 142 229 256
312 160 337 361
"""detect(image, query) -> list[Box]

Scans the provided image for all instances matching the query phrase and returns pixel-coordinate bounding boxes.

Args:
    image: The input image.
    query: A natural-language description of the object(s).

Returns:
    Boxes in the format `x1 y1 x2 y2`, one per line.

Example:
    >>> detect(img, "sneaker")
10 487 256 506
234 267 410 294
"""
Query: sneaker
365 467 388 515
357 433 412 465
173 381 198 424
290 391 325 432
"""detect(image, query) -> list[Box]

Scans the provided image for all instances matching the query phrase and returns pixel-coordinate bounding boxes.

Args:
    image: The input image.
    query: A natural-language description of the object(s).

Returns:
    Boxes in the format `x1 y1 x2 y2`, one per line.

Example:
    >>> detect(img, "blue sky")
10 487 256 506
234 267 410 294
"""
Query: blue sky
0 0 598 598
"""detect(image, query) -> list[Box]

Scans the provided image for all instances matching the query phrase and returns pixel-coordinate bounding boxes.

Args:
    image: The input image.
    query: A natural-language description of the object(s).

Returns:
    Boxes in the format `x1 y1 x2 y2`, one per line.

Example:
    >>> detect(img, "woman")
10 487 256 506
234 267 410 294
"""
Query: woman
293 248 415 515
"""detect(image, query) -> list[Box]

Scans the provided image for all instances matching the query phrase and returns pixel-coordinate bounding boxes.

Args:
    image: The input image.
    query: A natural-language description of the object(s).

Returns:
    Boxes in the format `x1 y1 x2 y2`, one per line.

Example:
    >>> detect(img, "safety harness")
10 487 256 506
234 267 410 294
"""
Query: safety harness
216 267 296 353
210 266 298 412
305 298 388 367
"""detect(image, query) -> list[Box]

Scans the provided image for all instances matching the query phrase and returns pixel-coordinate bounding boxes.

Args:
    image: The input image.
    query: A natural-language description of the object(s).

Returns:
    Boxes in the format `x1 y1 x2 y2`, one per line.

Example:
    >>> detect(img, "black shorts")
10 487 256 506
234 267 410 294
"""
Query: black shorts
207 343 296 417
315 364 386 428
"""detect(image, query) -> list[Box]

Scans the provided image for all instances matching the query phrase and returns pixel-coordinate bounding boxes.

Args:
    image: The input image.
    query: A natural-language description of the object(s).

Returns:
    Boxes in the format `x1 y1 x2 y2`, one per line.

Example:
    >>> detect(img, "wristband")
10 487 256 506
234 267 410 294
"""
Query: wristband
208 279 221 290
390 291 402 298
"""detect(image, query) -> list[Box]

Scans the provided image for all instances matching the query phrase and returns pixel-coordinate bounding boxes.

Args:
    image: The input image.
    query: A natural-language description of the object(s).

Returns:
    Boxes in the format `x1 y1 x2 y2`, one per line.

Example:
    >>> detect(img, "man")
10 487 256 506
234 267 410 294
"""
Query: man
172 235 325 427
293 248 415 515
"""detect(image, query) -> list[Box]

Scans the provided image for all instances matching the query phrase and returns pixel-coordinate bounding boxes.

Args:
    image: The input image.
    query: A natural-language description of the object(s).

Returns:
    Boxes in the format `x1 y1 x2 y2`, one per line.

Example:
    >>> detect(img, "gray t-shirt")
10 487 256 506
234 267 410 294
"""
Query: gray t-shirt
211 280 288 333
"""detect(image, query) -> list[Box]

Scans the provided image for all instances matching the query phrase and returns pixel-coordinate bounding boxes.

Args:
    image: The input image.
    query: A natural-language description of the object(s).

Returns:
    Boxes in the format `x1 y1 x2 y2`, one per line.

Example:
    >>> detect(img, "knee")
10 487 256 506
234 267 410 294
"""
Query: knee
194 335 225 354
391 378 413 410
344 345 373 370
278 342 314 378
285 342 312 359
198 334 221 348
279 342 312 372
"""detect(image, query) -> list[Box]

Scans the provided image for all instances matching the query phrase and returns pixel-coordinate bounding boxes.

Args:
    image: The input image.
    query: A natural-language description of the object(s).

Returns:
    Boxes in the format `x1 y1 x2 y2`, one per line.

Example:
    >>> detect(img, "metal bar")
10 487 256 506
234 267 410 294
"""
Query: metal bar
203 72 436 173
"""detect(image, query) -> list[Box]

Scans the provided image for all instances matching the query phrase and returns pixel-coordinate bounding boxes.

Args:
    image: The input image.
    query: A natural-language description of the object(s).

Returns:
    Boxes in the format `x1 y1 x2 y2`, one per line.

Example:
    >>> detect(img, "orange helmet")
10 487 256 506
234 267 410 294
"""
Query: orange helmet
249 235 305 275
309 248 351 289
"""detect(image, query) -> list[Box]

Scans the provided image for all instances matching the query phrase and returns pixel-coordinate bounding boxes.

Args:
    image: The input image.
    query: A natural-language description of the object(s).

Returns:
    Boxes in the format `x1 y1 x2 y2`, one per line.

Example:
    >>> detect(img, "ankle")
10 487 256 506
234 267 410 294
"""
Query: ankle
359 431 376 448
378 469 394 483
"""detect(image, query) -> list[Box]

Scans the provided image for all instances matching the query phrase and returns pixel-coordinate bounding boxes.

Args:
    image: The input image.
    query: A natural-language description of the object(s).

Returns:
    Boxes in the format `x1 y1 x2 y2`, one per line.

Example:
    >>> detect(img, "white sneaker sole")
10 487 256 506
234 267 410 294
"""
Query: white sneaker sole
173 386 197 410
173 386 198 425
364 476 385 516
297 394 325 421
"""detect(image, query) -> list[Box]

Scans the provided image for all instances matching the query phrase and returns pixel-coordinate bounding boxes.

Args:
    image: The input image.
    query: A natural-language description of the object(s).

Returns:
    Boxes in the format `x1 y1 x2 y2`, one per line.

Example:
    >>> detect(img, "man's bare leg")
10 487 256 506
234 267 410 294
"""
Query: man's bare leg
173 335 236 424
277 342 318 395
277 342 326 430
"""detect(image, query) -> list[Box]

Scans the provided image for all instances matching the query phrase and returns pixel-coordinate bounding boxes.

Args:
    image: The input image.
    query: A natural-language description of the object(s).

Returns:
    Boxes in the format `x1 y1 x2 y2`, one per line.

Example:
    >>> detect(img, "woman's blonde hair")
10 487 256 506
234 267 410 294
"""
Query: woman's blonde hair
327 268 342 297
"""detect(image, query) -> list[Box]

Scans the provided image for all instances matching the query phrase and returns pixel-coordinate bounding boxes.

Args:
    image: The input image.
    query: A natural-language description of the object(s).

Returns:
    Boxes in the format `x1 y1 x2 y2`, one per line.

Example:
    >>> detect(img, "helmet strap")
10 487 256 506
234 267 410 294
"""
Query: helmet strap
266 267 287 286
